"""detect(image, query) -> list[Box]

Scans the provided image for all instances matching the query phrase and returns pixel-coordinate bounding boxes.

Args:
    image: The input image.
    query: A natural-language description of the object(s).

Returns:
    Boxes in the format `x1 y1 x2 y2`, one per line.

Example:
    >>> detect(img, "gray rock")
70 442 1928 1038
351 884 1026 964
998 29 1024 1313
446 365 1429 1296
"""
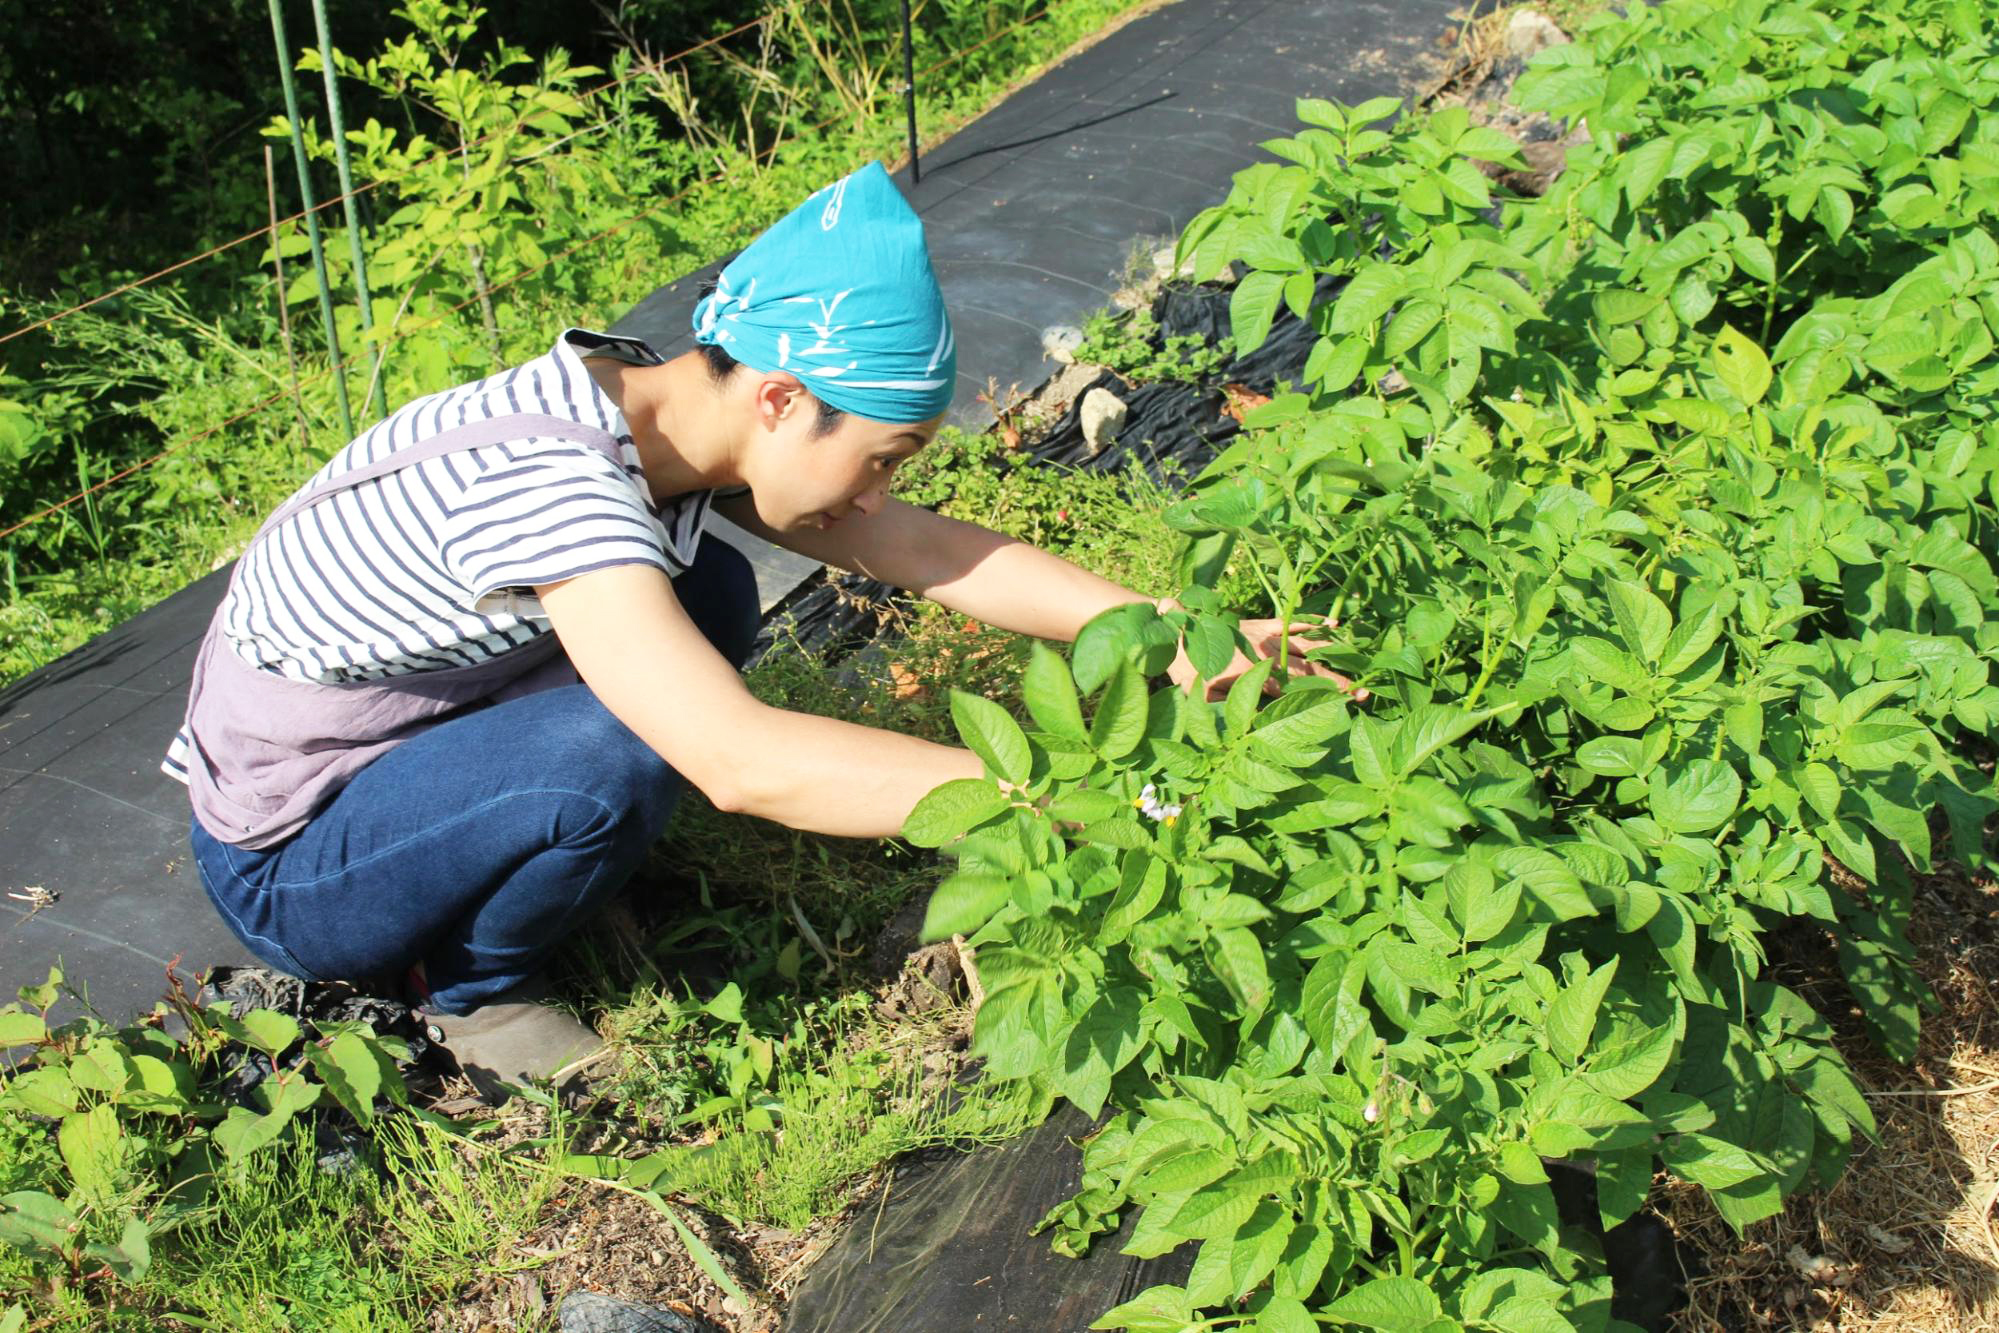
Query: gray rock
558 1290 721 1333
1503 9 1569 60
1041 323 1085 363
1152 244 1196 282
1079 387 1129 456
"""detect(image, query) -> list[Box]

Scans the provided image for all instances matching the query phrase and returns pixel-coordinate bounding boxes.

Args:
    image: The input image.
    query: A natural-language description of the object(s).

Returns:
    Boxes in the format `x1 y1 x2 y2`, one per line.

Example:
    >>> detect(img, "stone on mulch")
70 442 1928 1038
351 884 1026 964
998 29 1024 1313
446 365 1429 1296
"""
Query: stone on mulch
559 1290 725 1333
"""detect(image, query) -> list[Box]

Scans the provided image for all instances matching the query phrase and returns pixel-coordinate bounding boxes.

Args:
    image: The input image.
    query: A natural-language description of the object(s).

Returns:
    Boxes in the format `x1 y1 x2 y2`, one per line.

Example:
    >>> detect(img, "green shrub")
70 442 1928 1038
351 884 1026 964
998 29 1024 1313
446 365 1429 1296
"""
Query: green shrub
910 1 1999 1326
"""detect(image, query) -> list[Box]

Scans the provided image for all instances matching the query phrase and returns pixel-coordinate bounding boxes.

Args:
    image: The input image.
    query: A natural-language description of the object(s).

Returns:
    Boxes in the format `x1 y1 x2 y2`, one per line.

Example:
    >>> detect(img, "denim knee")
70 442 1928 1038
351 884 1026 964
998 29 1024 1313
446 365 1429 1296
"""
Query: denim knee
550 694 678 835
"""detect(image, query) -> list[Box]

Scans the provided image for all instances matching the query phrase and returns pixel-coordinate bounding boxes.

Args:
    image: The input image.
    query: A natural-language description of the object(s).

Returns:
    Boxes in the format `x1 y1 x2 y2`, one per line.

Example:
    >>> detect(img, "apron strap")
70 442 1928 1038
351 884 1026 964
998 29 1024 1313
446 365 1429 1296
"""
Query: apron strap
256 412 625 542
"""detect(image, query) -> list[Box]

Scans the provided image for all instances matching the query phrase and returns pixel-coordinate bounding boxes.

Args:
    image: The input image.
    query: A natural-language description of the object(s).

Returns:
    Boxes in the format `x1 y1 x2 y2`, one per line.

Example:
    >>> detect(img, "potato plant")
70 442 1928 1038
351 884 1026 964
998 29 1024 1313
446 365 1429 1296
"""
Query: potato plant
908 1 1999 1328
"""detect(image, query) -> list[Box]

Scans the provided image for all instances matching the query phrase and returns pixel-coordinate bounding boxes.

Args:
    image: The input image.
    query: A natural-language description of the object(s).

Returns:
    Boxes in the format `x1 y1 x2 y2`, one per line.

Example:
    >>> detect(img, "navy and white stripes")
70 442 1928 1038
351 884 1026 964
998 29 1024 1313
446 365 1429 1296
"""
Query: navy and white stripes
164 328 702 784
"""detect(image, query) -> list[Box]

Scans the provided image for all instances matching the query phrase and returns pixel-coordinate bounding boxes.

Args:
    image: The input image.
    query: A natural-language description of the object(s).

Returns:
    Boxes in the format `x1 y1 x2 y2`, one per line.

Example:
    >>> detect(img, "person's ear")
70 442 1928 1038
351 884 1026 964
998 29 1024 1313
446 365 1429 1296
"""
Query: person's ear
752 374 809 431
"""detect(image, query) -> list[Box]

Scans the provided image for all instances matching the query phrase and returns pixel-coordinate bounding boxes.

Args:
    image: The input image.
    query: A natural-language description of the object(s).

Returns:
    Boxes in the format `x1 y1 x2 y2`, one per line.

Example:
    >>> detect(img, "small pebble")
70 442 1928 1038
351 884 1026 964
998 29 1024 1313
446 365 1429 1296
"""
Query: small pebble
1041 324 1084 363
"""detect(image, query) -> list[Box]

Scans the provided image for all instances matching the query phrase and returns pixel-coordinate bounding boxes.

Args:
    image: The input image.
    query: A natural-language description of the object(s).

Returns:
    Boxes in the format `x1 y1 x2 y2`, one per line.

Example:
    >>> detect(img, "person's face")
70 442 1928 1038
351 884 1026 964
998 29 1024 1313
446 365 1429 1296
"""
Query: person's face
740 375 942 533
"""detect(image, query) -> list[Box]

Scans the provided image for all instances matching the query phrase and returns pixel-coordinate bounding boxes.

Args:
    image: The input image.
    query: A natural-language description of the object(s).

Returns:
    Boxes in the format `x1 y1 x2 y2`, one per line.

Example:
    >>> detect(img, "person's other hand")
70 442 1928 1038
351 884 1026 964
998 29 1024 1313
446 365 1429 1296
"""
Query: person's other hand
1166 617 1369 703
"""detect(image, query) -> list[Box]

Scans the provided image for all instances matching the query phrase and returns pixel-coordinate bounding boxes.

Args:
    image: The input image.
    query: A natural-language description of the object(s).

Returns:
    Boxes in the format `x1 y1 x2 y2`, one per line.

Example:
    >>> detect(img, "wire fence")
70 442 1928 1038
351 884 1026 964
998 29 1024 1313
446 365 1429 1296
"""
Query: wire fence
0 0 1069 545
0 11 776 352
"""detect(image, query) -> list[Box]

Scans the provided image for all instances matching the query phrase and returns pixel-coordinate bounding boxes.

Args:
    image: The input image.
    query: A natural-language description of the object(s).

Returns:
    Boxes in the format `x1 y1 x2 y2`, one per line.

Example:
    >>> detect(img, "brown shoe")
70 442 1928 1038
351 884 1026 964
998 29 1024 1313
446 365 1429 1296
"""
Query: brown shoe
419 978 610 1102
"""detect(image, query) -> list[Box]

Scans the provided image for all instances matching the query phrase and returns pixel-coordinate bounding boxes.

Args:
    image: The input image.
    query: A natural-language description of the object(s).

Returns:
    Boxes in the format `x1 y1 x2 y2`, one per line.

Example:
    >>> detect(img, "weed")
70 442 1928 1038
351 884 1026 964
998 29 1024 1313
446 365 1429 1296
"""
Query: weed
642 1017 1036 1231
1072 306 1236 385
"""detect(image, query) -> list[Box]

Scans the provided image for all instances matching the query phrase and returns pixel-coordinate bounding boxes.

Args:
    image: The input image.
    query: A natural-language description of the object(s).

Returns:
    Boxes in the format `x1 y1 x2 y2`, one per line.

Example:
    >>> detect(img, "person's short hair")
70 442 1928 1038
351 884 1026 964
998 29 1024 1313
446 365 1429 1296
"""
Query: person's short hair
695 278 847 438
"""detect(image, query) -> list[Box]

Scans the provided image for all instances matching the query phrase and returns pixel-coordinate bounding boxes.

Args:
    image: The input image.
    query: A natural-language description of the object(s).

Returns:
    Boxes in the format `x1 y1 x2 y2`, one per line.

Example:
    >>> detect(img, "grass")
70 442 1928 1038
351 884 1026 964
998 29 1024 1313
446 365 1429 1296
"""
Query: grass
635 1016 1038 1232
6 1136 418 1331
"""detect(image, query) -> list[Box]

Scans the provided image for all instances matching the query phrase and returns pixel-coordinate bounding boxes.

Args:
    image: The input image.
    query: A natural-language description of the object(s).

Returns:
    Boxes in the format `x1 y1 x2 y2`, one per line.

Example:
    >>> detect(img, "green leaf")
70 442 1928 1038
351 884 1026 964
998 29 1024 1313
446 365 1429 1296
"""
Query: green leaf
1487 1296 1576 1333
1047 789 1124 824
1231 269 1285 353
1587 1022 1676 1100
0 1191 79 1259
1073 602 1157 693
310 1030 387 1125
0 1010 46 1047
57 1105 125 1197
1490 1179 1561 1255
1092 662 1151 761
1496 847 1593 920
1024 643 1089 741
1058 988 1145 1119
1596 1146 1654 1230
1648 759 1741 834
1225 659 1275 739
1378 940 1456 997
82 1215 151 1284
1392 705 1482 777
922 873 1013 942
1330 263 1408 336
16 967 60 1011
1658 603 1723 675
1301 952 1371 1055
1210 927 1271 1012
68 1041 136 1095
211 1075 321 1160
951 690 1031 785
902 779 1010 847
1323 1275 1442 1330
1448 862 1520 942
1 1067 77 1117
1547 957 1618 1064
1497 1139 1549 1185
1662 1133 1767 1192
1591 288 1660 328
1606 580 1672 663
1815 185 1853 244
1227 1199 1295 1299
1575 737 1645 778
1620 136 1673 210
1569 637 1651 692
236 1010 302 1059
1348 715 1392 787
1186 616 1238 682
1257 1296 1318 1333
1091 1283 1194 1332
1167 1175 1266 1241
1711 325 1772 406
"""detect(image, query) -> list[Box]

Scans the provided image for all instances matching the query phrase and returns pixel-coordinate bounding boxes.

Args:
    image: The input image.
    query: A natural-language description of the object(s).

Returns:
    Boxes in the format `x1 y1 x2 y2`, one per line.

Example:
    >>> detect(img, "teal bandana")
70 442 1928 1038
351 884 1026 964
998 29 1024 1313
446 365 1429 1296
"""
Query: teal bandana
690 162 957 424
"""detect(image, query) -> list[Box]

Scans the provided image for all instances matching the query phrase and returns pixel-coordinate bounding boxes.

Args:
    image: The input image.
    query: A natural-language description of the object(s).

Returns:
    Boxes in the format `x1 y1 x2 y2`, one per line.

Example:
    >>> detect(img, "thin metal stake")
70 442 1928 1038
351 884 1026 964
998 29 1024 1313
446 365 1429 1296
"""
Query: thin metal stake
310 0 386 422
264 143 312 456
901 0 920 184
267 0 354 440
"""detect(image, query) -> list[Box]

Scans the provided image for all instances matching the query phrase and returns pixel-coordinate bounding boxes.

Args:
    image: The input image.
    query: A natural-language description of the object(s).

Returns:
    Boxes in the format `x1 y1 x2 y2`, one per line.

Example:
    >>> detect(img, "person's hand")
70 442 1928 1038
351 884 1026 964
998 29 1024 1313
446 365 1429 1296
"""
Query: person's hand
1166 616 1369 703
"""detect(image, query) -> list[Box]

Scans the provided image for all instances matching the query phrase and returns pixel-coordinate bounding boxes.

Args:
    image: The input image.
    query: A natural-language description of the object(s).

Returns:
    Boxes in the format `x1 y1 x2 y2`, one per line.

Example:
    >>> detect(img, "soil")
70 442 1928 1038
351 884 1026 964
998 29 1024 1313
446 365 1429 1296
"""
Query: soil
1659 862 1999 1332
433 1188 770 1333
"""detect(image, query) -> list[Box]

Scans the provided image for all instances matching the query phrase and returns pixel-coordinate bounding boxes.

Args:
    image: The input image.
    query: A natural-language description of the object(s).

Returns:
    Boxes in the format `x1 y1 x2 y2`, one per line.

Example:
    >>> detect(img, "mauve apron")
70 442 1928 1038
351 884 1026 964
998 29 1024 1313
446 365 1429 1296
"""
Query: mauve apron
180 413 625 849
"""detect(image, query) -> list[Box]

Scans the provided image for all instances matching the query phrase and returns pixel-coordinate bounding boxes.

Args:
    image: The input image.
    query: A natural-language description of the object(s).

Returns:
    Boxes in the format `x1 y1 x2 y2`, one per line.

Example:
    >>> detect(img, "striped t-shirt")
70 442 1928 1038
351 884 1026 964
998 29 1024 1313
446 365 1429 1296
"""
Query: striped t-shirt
164 327 707 784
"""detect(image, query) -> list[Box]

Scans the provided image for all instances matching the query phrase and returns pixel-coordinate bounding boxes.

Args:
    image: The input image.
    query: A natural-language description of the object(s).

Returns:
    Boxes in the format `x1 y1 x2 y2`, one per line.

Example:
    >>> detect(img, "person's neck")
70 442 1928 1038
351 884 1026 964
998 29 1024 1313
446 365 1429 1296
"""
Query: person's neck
583 353 739 503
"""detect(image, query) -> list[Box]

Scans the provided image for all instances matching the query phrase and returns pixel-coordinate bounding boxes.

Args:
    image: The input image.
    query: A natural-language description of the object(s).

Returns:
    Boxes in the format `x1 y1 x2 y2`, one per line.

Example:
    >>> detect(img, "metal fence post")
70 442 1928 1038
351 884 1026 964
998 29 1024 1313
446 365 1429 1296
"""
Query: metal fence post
902 0 920 184
310 0 387 422
267 0 354 440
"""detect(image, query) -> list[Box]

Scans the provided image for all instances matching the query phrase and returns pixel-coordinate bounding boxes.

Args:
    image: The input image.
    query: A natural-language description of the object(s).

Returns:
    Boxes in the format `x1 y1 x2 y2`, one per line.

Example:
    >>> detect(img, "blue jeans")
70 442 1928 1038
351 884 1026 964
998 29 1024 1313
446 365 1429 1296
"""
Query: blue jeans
191 536 761 1014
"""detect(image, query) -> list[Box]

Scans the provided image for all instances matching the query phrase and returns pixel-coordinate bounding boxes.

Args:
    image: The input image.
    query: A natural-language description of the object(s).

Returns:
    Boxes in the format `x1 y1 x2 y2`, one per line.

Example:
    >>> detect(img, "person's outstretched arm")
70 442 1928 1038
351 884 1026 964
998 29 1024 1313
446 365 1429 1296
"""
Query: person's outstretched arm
538 563 982 837
718 495 1353 697
720 495 1145 641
